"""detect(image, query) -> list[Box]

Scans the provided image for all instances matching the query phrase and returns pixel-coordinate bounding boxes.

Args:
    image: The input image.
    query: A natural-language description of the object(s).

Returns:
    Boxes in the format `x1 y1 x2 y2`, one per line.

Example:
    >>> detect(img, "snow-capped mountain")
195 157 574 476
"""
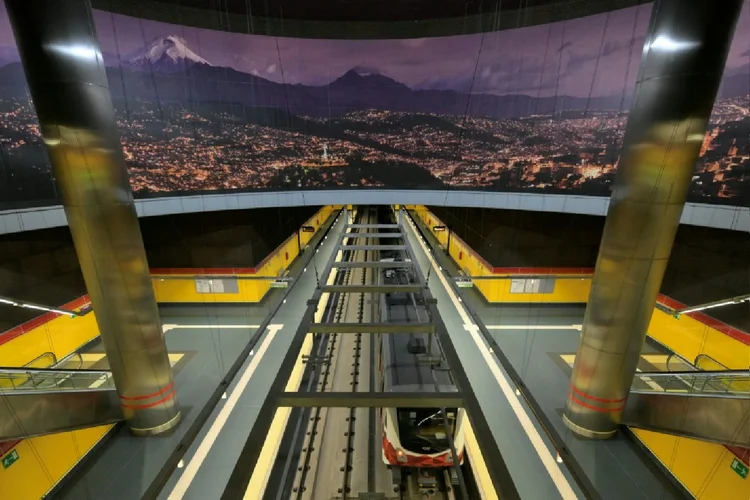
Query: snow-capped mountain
126 35 212 72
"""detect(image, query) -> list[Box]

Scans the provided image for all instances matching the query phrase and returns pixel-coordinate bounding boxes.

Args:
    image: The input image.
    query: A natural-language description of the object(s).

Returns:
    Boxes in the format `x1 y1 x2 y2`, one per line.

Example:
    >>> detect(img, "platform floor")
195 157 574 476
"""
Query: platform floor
410 212 688 500
57 306 268 499
56 217 338 500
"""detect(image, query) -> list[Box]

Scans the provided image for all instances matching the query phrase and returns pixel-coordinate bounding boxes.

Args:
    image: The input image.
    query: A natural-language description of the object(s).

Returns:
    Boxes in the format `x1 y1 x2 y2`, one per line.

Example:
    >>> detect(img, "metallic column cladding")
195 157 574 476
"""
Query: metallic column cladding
5 0 180 435
564 0 744 438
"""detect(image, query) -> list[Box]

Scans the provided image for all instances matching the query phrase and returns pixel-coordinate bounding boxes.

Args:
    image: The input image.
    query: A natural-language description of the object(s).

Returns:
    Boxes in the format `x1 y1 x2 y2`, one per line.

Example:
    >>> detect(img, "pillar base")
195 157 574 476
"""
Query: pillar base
129 411 181 437
562 413 617 440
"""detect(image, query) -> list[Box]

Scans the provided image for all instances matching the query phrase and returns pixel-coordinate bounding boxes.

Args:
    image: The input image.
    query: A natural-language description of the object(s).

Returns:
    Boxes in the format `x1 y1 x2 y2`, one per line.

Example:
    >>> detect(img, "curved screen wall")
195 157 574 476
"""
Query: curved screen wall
0 1 748 213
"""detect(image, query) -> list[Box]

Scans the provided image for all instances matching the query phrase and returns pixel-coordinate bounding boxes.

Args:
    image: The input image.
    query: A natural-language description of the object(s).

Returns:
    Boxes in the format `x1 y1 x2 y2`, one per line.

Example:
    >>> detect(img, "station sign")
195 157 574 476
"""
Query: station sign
455 278 474 288
433 225 447 232
271 278 292 289
301 226 315 233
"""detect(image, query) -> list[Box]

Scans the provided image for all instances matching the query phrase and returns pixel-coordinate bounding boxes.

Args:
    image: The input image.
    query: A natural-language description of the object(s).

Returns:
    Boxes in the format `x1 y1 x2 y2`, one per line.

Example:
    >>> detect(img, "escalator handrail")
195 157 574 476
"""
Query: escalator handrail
53 351 84 369
635 369 749 377
628 388 750 398
23 351 57 368
665 352 697 372
0 366 111 375
694 353 730 371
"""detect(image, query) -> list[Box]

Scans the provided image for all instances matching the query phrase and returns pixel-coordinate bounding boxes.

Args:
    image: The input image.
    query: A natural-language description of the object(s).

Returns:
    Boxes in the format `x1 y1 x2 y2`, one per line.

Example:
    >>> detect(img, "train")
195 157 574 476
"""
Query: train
373 211 466 491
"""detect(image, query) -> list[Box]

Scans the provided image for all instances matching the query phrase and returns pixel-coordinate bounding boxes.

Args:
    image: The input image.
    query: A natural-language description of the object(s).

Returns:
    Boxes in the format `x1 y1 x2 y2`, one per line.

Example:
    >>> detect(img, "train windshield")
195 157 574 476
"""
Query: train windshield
397 408 457 454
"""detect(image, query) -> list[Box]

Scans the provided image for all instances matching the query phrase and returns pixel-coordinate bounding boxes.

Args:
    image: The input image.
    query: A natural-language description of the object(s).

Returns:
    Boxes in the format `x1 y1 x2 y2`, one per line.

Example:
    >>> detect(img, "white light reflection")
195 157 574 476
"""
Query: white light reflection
648 35 699 53
48 43 98 60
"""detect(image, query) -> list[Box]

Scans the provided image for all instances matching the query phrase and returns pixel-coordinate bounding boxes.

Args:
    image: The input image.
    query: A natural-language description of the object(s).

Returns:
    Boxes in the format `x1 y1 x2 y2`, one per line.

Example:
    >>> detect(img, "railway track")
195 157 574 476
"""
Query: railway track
277 208 463 500
289 209 374 500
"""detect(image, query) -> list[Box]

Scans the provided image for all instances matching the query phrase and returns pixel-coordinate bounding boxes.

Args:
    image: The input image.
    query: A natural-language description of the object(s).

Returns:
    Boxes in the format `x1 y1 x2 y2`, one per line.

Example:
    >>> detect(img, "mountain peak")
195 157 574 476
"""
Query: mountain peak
127 35 212 71
350 65 379 77
332 67 409 89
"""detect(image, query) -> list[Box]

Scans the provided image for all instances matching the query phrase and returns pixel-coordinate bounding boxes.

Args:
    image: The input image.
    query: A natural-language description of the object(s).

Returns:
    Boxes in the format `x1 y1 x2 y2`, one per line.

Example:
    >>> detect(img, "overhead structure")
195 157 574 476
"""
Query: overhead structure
564 0 744 439
5 0 180 435
221 208 521 499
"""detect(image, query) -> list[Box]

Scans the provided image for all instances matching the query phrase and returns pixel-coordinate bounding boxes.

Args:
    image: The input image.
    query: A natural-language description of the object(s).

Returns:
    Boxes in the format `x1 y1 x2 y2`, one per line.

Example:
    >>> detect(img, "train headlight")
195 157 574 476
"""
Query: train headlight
396 448 408 463
446 453 453 463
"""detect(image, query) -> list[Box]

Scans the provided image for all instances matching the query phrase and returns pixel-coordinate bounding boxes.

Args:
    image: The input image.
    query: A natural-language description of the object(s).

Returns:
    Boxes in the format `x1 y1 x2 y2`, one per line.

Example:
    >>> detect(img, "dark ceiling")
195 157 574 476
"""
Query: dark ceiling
141 0 573 22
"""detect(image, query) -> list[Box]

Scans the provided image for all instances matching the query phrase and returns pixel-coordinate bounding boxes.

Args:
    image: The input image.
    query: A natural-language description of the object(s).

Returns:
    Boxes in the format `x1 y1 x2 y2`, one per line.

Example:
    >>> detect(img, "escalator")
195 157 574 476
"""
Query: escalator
623 370 750 446
0 367 123 441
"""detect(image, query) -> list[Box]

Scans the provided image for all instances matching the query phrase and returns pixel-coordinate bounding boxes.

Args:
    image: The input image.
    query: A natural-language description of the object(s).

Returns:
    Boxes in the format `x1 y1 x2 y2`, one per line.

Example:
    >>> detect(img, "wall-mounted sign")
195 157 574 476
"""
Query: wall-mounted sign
270 279 291 289
301 226 315 233
730 458 748 479
433 225 447 232
455 278 474 288
509 278 555 294
194 278 239 294
2 449 19 469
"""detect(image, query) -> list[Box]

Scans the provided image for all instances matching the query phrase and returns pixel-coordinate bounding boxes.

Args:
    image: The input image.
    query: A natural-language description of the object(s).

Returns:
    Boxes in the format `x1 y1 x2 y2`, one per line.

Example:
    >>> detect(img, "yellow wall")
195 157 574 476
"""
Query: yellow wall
410 205 593 303
0 304 111 500
0 312 99 368
647 307 748 370
152 205 336 304
0 206 337 498
474 276 593 303
0 425 113 500
632 429 748 500
410 205 749 500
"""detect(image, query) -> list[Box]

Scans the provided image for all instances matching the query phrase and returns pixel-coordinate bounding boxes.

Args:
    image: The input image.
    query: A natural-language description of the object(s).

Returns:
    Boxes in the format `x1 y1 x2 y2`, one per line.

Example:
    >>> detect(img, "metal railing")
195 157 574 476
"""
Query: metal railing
0 367 114 391
694 353 730 372
631 370 750 396
665 353 696 372
52 351 84 370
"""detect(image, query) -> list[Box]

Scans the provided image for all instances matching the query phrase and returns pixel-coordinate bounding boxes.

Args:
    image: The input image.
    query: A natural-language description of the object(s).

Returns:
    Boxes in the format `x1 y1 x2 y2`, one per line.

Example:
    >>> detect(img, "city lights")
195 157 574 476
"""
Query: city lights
3 99 745 201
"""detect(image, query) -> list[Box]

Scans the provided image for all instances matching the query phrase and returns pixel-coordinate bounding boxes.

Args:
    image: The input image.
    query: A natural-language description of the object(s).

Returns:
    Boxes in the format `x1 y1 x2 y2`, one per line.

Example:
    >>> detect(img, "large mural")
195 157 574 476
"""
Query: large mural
0 2 748 208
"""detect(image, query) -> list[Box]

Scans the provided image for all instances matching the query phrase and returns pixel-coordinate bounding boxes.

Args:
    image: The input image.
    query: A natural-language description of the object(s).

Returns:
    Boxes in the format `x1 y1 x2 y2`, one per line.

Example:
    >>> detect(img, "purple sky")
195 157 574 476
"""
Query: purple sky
1 1 749 98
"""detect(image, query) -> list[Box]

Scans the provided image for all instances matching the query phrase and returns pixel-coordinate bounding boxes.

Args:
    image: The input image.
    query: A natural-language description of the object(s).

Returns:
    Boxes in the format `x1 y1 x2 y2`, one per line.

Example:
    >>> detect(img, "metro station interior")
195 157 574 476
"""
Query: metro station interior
0 0 748 499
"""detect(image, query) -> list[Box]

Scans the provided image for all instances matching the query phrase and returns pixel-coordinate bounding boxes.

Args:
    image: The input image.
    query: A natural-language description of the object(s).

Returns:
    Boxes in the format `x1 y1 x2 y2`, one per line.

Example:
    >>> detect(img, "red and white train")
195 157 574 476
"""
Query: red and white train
375 242 466 493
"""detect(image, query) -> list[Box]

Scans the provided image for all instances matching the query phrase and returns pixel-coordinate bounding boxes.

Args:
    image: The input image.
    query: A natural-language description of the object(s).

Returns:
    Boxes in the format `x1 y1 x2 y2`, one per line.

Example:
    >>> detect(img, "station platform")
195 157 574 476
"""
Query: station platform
5 206 742 500
52 216 339 499
154 213 349 500
150 207 593 499
407 212 691 500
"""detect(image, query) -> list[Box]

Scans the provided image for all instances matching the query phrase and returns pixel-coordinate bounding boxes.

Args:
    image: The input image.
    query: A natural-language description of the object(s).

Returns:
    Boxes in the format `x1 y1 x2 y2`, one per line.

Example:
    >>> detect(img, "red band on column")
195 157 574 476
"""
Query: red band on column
569 383 627 403
119 381 175 401
568 392 625 413
121 388 177 410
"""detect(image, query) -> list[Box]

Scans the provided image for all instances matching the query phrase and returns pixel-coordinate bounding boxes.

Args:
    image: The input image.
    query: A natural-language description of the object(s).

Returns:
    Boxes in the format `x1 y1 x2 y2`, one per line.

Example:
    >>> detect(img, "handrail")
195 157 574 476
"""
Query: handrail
0 367 110 375
24 351 57 368
665 353 696 372
53 351 84 370
635 369 748 377
694 353 730 371
628 388 750 398
632 370 749 397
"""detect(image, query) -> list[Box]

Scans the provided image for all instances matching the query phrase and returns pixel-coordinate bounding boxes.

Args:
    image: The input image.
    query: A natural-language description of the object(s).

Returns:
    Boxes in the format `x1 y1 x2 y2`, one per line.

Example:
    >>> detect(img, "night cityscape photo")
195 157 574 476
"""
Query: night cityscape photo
0 2 748 208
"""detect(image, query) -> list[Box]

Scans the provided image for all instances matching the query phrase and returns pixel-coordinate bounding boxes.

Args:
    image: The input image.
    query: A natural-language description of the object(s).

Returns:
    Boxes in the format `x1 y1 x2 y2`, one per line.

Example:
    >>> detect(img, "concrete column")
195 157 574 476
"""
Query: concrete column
6 0 180 435
564 0 743 438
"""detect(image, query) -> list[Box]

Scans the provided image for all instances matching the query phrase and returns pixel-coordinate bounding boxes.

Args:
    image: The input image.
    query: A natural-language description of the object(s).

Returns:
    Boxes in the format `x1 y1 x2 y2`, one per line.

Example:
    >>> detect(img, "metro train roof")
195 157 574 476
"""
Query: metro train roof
383 332 456 393
378 217 456 393
380 250 456 392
